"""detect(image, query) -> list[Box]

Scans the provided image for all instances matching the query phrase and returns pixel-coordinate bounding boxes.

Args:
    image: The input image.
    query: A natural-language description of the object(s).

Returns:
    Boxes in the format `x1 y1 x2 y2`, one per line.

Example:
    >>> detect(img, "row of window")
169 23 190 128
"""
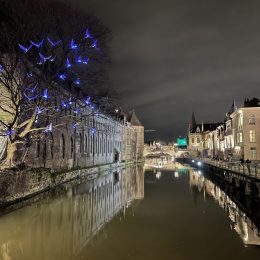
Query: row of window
36 133 121 159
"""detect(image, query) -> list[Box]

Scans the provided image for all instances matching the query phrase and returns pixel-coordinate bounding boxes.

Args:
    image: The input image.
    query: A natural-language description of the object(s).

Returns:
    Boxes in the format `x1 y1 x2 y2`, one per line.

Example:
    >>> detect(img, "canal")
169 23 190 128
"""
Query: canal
0 161 260 259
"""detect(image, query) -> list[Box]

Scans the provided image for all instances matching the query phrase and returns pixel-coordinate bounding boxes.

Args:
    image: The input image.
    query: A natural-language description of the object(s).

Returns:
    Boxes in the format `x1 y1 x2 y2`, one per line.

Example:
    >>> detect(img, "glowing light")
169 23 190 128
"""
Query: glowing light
18 43 32 53
30 39 44 48
39 53 52 64
47 37 61 47
36 106 44 114
0 64 4 72
85 29 93 39
45 123 53 133
61 101 67 108
174 171 179 178
76 56 82 63
42 89 48 99
66 58 71 68
5 129 13 136
91 40 98 49
74 78 80 85
197 161 202 166
73 108 80 114
24 92 38 101
90 128 96 135
156 171 162 179
192 159 195 163
85 97 91 105
82 58 89 64
72 123 78 129
58 73 67 80
70 39 78 49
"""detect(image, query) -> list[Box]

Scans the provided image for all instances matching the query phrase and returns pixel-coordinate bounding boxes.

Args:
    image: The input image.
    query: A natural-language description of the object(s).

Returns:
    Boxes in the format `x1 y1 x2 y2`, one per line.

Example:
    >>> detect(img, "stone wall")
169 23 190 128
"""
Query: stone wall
22 106 144 170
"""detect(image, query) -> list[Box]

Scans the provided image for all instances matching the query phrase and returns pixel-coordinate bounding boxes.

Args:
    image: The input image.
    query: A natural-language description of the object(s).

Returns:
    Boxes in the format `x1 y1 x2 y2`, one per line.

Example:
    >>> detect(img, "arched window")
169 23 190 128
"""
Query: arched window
61 134 65 159
85 135 88 154
49 133 54 159
79 133 82 154
71 137 74 158
36 140 40 158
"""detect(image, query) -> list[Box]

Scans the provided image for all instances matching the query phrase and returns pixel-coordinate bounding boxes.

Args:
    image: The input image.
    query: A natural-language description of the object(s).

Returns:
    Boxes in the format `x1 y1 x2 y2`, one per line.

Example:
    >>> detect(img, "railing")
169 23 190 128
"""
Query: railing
198 157 260 179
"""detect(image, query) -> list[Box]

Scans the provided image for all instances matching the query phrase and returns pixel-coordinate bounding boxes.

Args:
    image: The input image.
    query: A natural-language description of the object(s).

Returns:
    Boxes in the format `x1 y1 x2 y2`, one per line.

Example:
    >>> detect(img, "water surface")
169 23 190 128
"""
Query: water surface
0 162 260 260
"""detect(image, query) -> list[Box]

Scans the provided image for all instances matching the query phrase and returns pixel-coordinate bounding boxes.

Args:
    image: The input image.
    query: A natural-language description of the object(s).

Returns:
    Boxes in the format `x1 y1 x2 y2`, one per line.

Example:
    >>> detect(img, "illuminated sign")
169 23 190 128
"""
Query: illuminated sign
177 138 187 147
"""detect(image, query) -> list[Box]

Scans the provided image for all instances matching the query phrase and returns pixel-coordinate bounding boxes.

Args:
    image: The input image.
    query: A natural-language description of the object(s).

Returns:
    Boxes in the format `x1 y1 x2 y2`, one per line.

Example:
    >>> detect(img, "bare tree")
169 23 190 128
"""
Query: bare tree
0 0 117 168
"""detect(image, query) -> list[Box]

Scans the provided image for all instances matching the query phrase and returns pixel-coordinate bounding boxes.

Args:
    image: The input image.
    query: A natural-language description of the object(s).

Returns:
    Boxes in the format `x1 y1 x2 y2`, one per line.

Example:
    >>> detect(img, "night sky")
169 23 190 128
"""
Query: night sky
68 0 260 142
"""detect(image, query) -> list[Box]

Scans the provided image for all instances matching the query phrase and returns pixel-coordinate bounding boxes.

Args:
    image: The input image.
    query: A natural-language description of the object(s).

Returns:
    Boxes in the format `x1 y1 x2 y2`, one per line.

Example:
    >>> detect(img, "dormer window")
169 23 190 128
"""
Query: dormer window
249 115 255 125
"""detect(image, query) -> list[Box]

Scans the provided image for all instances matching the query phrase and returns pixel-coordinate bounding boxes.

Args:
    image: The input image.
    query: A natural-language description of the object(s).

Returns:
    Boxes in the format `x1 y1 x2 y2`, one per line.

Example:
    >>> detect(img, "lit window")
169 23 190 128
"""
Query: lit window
249 130 256 142
250 147 257 160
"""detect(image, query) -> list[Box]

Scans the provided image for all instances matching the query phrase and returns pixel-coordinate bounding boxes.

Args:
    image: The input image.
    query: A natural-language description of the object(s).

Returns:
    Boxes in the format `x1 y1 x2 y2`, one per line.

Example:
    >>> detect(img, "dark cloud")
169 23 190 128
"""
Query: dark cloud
67 0 260 141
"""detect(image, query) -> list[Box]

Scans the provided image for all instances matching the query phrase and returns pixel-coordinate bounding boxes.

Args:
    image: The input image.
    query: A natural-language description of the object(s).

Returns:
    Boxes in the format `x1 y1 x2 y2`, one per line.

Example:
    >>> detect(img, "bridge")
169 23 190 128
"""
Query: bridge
144 142 189 159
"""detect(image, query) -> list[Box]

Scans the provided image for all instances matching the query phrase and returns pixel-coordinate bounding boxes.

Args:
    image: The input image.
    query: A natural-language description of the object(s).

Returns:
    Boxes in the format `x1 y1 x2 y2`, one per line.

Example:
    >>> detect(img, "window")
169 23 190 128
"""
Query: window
79 133 82 153
237 132 243 143
191 138 194 144
197 138 200 143
85 135 88 154
61 134 65 159
250 147 257 160
71 137 74 158
249 130 256 142
249 115 256 125
238 115 243 131
36 140 40 158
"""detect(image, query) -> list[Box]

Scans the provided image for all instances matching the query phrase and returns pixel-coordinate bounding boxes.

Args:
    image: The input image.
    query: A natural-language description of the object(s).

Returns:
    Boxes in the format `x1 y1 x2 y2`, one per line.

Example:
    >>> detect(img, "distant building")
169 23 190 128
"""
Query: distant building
188 97 260 162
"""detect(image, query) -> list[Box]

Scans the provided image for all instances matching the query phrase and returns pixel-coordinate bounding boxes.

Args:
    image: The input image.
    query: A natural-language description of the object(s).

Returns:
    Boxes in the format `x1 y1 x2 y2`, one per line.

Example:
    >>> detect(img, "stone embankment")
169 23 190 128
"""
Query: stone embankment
178 157 260 199
0 161 140 207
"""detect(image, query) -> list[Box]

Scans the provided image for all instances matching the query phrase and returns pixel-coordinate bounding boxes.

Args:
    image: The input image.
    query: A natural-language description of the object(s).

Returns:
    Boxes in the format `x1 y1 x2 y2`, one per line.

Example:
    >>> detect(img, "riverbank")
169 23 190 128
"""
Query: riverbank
0 160 143 208
177 157 260 199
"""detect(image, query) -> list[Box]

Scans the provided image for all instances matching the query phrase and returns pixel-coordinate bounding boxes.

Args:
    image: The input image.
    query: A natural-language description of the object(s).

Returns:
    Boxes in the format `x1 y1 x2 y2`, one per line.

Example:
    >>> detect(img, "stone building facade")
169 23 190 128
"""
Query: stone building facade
188 98 260 162
19 106 144 170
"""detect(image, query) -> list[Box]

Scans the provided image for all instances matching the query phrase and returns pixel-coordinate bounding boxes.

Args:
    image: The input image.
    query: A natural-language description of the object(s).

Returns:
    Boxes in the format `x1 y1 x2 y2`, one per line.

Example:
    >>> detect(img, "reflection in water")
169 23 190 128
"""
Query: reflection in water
189 169 260 246
0 165 144 260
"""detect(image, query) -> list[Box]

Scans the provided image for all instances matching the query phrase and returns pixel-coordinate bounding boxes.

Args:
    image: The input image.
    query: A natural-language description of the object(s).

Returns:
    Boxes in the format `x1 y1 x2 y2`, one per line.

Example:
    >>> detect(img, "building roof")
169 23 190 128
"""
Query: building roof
190 123 222 134
243 97 260 107
128 110 142 126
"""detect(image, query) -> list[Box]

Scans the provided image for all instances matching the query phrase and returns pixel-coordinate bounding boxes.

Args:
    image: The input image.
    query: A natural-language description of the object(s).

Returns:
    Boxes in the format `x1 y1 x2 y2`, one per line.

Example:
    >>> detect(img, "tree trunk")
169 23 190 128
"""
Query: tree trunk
1 141 18 169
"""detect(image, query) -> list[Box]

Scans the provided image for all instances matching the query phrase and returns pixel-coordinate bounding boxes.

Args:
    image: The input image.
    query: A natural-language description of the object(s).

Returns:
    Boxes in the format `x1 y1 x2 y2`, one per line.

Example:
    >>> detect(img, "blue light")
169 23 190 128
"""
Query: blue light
85 97 91 105
30 39 44 48
36 106 43 114
85 29 93 39
91 40 98 49
74 78 80 85
24 92 38 101
0 64 4 72
43 89 48 99
47 37 61 47
45 123 53 133
70 39 78 49
73 108 80 114
90 128 96 135
18 43 32 53
76 56 82 63
61 101 67 108
66 58 71 68
197 161 202 166
5 129 13 136
72 123 78 129
82 58 89 64
58 74 66 80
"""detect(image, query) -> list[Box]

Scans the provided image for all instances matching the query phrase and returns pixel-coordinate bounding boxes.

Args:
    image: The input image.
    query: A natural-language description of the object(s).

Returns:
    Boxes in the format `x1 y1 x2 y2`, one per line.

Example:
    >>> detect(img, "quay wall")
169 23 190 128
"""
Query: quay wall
0 161 143 208
177 157 260 199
